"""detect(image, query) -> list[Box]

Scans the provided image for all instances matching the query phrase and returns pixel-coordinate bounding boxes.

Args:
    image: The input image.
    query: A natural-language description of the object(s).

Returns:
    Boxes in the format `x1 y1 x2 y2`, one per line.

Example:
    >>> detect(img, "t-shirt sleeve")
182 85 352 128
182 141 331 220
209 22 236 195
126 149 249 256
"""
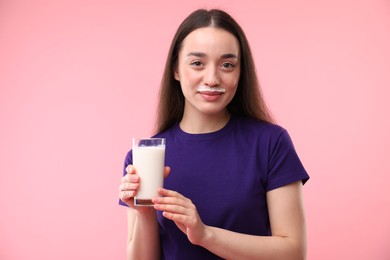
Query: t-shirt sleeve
123 150 133 176
119 150 133 207
266 130 309 192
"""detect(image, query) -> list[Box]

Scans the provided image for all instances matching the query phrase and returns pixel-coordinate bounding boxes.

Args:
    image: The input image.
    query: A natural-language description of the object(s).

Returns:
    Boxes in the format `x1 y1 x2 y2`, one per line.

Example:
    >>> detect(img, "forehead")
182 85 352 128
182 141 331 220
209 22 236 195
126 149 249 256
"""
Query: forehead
180 27 240 56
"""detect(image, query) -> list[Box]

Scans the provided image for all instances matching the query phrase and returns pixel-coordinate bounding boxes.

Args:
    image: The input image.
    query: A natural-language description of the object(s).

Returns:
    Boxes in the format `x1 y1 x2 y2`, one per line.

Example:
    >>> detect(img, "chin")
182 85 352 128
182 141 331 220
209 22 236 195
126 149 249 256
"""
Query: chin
199 107 229 117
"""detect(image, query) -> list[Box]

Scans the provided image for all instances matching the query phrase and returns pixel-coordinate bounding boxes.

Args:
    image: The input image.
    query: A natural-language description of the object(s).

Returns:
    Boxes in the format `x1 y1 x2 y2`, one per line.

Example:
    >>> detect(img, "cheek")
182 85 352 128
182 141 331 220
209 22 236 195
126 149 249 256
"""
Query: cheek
181 68 199 85
224 72 240 89
179 70 196 96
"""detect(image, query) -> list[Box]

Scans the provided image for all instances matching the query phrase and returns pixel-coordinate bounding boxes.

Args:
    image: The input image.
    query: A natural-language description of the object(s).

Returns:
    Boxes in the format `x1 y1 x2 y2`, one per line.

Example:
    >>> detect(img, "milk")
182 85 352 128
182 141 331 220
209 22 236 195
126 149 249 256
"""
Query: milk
133 144 165 206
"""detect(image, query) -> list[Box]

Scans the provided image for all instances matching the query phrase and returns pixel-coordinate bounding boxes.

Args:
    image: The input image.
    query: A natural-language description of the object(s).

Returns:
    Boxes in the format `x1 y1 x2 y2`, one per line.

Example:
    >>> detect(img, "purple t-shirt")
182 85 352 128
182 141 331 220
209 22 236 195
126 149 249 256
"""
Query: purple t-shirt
120 116 309 259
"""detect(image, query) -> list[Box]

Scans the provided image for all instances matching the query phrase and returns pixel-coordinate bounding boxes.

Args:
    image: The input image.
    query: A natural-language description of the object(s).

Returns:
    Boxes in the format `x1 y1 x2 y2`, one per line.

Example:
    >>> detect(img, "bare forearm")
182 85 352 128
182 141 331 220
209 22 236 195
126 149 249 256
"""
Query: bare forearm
198 226 306 260
126 208 160 260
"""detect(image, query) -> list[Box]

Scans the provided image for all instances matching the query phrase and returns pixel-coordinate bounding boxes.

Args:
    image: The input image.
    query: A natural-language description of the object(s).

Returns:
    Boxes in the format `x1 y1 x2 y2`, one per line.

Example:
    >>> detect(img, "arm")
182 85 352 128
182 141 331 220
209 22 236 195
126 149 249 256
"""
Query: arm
153 181 307 260
119 165 170 260
125 207 160 260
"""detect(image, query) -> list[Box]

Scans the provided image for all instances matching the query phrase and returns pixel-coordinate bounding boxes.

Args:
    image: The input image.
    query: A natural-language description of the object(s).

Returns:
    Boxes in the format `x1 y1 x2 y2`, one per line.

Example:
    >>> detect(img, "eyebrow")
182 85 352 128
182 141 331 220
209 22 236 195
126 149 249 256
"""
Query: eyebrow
221 53 239 59
186 52 239 59
186 51 206 58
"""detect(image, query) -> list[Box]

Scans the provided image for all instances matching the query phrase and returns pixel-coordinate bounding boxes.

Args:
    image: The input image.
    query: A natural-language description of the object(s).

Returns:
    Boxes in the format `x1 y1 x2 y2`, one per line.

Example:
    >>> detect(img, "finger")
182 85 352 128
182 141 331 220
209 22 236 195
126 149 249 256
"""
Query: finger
120 174 130 183
119 190 135 200
157 188 186 200
162 211 188 222
153 193 195 215
154 202 188 215
125 165 136 174
153 195 187 206
121 174 129 183
119 182 139 191
118 183 126 191
164 166 171 178
160 208 198 230
121 173 140 184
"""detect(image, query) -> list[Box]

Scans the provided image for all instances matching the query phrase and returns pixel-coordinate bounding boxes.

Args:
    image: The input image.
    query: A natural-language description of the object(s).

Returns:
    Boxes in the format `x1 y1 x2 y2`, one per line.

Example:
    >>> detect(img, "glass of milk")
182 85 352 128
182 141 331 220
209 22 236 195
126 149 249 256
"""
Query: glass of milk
132 138 166 206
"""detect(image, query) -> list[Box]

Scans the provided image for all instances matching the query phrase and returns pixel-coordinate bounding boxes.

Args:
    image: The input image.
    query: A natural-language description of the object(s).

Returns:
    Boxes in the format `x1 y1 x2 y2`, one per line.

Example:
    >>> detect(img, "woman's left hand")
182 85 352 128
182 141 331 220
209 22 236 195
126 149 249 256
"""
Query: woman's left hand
152 188 208 245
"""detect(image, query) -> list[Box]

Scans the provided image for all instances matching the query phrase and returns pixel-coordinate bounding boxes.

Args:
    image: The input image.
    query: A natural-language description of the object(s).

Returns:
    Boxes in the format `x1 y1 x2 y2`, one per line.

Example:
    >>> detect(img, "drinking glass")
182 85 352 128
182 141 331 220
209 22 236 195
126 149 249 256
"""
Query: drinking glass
132 138 165 206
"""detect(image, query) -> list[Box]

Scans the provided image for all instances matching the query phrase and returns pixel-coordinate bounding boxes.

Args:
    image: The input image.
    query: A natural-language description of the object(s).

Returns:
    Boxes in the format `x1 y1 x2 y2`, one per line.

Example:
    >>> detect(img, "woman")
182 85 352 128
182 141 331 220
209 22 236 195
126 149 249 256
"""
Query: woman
119 9 309 260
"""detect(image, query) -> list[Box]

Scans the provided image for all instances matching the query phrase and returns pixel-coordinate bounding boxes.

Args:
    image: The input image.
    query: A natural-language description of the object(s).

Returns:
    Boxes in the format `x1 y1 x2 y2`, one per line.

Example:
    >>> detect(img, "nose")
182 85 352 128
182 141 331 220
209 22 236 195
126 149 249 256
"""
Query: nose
204 66 220 86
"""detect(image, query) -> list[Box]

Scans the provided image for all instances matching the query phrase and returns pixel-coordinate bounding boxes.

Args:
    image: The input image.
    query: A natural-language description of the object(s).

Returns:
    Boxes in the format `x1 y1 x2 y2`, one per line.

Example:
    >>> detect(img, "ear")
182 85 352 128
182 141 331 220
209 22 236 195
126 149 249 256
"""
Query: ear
174 70 180 81
173 62 180 81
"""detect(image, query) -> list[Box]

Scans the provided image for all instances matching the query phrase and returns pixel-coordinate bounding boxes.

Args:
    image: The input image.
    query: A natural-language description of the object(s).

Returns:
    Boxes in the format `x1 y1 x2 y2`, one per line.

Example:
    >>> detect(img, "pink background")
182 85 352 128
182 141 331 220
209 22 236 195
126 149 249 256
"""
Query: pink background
1 0 389 259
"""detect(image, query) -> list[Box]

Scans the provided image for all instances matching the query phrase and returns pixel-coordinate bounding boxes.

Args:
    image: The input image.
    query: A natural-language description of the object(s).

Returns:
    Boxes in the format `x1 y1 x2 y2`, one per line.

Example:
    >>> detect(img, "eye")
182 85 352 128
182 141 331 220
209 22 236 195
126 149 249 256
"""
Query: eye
221 62 236 70
190 61 204 67
222 63 234 68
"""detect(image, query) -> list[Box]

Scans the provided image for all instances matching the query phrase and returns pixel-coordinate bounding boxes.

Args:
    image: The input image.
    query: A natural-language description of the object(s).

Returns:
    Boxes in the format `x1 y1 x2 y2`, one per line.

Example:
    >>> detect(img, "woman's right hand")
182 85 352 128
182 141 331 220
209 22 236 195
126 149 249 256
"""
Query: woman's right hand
119 165 140 208
119 165 171 208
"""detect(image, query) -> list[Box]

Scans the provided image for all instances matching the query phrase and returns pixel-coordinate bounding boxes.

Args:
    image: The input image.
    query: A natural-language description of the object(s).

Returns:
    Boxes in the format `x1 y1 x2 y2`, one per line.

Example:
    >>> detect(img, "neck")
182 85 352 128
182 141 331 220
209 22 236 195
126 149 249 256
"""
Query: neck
180 110 231 134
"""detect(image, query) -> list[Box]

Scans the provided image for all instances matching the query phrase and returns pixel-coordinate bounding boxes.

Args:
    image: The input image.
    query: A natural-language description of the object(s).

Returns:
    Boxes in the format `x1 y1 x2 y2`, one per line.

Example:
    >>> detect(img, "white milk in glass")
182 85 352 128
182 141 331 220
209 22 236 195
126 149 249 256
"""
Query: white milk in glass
132 139 165 206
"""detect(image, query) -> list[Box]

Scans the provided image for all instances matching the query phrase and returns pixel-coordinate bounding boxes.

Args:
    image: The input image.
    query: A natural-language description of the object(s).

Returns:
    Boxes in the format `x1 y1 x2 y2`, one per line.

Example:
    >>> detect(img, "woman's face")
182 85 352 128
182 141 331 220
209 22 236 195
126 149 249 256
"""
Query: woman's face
174 27 241 118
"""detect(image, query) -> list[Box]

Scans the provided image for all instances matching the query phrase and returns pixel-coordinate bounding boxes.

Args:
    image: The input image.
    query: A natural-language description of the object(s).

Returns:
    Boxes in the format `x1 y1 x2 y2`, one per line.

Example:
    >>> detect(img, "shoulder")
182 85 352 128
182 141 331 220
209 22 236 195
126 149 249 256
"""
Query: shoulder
230 116 296 152
232 116 286 138
152 124 179 138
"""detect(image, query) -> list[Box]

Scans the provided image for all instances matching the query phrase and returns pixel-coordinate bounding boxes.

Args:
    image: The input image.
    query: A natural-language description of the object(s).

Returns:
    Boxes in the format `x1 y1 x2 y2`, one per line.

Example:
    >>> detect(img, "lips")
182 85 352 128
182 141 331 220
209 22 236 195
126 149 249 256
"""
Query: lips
196 86 225 101
198 91 223 101
199 91 221 95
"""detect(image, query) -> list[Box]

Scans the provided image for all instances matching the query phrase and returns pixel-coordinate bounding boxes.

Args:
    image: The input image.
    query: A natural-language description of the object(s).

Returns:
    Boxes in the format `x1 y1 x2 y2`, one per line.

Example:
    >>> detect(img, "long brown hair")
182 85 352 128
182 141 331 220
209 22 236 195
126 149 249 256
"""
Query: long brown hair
156 9 274 133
